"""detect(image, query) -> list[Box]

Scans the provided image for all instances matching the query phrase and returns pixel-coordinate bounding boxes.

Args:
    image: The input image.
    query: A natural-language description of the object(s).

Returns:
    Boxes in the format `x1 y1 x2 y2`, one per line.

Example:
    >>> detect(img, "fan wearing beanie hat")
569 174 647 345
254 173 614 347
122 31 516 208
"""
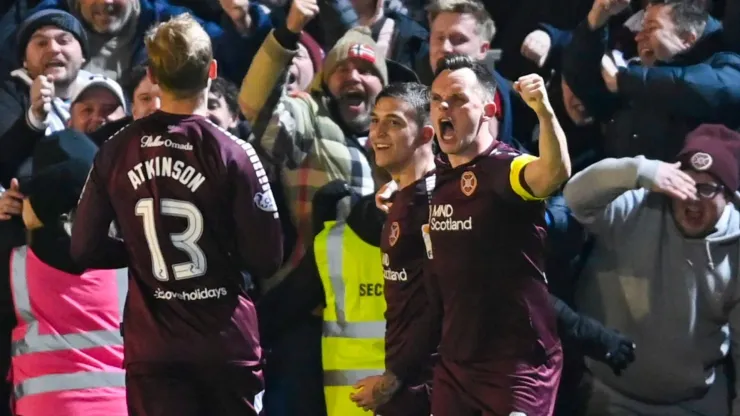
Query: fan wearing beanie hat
672 124 740 237
562 124 740 413
286 32 324 94
14 8 93 136
19 130 98 234
17 9 88 86
320 26 387 133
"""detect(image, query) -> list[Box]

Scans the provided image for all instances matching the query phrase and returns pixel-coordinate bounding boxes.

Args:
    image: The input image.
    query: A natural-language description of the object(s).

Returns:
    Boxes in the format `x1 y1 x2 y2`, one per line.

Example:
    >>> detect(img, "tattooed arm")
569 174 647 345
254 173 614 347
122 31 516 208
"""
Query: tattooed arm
350 370 402 411
371 371 402 406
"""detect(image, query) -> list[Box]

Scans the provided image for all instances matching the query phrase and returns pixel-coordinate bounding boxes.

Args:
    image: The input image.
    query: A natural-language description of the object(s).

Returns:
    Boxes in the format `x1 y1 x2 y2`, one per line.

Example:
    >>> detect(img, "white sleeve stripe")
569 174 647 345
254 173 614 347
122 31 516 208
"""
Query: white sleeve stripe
205 119 271 186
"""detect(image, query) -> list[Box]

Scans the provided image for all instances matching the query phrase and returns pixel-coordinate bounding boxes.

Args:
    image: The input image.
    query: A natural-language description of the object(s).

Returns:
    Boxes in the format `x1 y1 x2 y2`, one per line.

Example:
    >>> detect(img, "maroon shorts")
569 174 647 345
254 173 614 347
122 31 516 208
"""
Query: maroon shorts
376 383 431 416
431 347 563 416
125 363 263 416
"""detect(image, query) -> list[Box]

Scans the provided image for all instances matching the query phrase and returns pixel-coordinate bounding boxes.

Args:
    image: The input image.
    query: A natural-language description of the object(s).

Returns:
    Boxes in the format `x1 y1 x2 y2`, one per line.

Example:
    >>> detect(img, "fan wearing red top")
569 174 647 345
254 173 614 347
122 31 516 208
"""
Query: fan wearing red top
426 53 571 416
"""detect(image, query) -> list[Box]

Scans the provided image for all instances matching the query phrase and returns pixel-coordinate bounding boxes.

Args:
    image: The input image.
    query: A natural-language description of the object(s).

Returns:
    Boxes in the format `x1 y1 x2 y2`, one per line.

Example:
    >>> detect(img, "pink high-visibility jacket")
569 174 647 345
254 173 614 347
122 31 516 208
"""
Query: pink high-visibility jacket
9 246 127 416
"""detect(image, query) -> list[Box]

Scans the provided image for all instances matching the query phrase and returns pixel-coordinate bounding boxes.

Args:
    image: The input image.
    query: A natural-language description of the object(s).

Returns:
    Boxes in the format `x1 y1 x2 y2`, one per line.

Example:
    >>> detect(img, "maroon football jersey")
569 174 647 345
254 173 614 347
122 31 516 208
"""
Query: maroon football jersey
72 111 283 368
380 173 439 384
427 141 559 363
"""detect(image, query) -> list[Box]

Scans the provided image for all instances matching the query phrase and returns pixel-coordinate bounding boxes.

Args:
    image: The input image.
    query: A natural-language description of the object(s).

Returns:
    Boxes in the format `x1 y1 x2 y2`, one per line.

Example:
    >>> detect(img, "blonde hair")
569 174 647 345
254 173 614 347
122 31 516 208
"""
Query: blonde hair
145 14 212 99
427 0 496 42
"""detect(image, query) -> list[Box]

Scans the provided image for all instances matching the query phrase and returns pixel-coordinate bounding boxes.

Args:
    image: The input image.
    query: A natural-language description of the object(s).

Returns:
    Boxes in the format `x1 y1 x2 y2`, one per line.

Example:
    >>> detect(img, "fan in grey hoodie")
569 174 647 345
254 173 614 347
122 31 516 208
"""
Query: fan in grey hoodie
563 124 740 416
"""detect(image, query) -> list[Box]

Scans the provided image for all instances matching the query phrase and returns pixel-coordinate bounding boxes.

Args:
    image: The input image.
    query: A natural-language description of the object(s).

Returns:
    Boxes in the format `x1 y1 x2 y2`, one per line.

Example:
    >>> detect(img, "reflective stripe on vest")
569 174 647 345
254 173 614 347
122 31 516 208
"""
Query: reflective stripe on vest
14 371 126 399
316 221 386 416
10 246 127 399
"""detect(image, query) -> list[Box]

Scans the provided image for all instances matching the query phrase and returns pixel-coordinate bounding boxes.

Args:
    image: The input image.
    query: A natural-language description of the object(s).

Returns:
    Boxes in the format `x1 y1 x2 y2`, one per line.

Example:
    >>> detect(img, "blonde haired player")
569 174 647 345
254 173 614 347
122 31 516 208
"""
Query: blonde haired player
72 14 283 416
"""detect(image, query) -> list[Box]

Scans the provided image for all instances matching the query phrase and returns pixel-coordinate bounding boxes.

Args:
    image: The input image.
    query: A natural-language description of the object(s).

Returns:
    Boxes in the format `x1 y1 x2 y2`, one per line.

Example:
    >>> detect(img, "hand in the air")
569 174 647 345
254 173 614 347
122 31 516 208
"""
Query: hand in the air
514 74 552 116
521 30 552 68
286 0 319 33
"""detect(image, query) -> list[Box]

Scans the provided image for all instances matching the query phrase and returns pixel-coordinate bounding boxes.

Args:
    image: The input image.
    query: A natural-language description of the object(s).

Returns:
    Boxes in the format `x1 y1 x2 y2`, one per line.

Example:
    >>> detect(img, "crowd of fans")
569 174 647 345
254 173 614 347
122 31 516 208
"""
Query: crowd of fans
0 0 740 414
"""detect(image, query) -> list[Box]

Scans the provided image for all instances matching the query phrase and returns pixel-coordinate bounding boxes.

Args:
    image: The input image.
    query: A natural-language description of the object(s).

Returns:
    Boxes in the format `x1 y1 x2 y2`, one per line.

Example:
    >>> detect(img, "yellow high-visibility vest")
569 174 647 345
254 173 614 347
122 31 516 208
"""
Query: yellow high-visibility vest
314 220 386 416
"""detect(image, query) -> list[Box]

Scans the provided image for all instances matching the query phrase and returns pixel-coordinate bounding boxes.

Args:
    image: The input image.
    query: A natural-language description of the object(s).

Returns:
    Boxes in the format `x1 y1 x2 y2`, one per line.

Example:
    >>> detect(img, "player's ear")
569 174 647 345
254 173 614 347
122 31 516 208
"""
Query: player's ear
482 102 497 120
208 60 218 80
420 124 435 144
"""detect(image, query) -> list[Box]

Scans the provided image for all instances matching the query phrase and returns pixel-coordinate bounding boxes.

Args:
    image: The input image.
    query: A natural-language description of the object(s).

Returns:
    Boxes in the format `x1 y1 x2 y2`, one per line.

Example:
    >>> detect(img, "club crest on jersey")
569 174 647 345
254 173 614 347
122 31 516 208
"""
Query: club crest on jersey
382 253 390 267
690 152 712 171
460 171 477 196
348 43 376 63
254 190 278 213
389 222 400 246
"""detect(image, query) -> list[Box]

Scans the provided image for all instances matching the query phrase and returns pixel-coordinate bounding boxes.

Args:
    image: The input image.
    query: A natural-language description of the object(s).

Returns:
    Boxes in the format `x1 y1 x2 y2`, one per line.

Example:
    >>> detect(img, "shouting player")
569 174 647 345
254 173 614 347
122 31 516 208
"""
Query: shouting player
70 14 283 416
350 83 438 415
426 54 570 415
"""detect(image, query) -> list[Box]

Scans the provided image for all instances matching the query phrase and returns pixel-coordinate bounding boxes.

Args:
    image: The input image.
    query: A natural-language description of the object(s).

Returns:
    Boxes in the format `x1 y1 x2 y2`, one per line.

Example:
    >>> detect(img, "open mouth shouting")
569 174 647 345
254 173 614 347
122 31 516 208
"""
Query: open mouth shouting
684 203 704 224
438 117 455 142
43 59 66 71
340 88 367 115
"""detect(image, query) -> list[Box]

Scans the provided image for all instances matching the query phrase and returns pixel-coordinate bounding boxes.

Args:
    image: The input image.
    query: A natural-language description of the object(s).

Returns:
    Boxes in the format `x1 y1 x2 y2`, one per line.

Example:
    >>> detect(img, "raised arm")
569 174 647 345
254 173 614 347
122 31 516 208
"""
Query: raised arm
514 74 571 199
563 156 696 239
238 0 320 168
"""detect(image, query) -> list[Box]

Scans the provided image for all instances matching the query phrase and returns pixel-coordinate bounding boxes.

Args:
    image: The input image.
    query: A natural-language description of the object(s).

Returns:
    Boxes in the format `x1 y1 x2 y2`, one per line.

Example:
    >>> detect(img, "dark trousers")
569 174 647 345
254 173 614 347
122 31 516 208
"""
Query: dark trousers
262 315 326 416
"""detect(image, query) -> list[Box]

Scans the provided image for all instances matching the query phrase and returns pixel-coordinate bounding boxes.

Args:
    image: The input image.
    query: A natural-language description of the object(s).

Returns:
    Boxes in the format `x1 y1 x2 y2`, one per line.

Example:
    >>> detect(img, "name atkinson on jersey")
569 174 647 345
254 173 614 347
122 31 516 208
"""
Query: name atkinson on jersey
127 156 206 192
429 204 472 231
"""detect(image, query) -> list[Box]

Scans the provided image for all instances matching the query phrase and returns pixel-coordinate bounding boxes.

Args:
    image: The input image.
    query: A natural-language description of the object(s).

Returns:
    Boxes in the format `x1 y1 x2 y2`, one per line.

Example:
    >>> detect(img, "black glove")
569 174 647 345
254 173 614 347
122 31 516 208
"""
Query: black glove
552 295 636 375
583 319 636 376
311 180 353 235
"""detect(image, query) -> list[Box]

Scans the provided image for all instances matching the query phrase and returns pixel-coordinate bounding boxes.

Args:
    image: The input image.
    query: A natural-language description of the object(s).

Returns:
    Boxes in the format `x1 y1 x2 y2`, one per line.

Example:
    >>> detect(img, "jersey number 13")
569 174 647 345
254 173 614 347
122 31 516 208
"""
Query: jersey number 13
135 198 207 281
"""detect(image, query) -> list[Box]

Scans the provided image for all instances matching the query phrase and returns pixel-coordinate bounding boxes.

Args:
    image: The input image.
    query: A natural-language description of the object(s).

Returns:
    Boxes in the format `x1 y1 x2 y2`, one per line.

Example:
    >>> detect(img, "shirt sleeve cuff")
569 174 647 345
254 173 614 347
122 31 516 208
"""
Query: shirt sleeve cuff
274 24 301 51
26 107 47 132
509 154 545 201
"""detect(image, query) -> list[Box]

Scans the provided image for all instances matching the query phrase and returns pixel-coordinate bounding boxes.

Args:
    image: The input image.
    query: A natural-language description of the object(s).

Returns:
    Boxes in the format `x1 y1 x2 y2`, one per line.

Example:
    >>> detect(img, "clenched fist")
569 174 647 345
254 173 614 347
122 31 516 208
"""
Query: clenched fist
521 30 552 68
588 0 630 29
514 74 551 116
286 0 319 33
30 74 55 122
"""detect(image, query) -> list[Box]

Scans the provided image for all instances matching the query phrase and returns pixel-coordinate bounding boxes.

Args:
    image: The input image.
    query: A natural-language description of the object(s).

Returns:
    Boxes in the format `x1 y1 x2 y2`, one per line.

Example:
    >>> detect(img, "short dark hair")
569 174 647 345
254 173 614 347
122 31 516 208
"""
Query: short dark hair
648 0 709 36
122 64 148 103
433 54 497 100
209 77 240 117
375 82 431 127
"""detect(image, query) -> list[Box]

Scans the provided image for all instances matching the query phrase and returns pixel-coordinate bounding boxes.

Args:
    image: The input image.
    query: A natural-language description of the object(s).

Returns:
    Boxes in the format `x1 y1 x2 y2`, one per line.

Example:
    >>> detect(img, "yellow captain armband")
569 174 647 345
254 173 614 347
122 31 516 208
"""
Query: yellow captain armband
509 154 546 201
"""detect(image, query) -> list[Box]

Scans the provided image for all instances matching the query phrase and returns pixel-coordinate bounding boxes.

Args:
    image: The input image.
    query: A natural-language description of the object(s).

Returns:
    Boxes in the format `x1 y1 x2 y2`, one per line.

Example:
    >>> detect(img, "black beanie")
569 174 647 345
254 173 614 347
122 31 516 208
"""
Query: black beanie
17 9 89 61
19 130 98 227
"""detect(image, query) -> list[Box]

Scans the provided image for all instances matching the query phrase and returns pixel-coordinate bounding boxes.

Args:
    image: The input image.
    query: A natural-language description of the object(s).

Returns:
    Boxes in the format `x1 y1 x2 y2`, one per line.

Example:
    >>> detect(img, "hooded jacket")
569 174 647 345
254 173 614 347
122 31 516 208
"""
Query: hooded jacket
564 156 740 410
